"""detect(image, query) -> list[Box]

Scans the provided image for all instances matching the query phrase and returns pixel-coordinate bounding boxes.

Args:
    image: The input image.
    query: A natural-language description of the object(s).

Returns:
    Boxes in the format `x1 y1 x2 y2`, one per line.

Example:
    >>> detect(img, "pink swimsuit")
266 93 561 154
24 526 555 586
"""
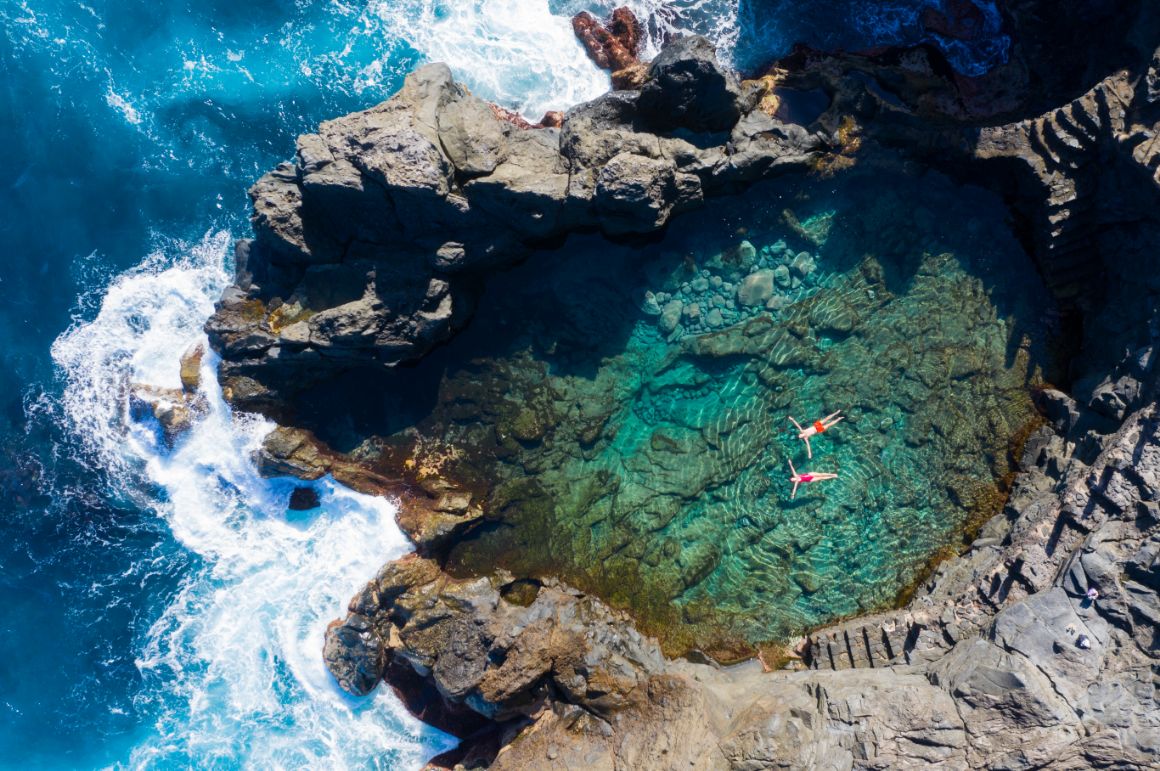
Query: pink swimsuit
799 473 815 483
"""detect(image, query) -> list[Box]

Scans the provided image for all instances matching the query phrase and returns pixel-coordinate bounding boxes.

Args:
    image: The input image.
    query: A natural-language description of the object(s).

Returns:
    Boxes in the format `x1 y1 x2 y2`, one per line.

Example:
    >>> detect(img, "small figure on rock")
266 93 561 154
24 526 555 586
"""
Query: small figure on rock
788 459 838 500
1085 586 1099 602
789 410 843 458
1076 634 1092 650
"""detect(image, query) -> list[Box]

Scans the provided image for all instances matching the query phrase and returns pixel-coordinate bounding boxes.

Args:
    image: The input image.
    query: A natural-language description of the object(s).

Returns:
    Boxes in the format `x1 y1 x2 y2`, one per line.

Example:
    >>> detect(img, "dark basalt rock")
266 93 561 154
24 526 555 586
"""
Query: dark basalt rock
287 486 319 511
322 612 383 696
638 35 746 134
205 37 821 411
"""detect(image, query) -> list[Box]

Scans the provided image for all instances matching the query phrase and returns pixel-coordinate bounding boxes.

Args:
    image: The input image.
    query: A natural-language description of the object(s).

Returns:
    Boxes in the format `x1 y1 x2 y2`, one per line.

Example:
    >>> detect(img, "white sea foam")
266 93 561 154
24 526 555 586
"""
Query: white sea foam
51 232 452 768
361 0 611 117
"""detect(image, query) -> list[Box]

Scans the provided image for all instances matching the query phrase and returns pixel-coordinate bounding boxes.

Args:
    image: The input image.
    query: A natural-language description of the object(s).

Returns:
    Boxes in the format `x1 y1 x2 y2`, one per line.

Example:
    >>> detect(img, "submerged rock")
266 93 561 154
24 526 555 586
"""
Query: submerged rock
287 486 320 511
790 251 816 277
659 299 683 333
737 269 775 306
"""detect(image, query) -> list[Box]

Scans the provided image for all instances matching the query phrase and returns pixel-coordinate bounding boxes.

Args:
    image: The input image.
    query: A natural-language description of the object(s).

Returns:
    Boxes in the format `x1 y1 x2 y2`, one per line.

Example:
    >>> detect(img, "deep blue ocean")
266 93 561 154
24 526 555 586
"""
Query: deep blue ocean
0 1 1008 767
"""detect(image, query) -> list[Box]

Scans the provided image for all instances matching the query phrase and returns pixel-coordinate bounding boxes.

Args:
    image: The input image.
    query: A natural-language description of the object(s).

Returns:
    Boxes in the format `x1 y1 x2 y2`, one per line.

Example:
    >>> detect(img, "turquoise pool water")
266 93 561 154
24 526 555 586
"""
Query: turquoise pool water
382 164 1058 655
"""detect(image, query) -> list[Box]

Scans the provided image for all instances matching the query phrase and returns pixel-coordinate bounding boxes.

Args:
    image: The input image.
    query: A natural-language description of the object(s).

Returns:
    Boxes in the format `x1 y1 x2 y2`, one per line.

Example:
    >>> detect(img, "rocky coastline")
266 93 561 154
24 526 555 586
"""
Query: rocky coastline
203 5 1160 768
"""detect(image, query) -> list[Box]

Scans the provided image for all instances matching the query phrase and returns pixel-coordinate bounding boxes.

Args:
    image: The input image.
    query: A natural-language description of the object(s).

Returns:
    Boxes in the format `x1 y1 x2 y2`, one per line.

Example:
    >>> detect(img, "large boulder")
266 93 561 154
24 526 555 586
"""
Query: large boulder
637 35 744 134
322 613 384 696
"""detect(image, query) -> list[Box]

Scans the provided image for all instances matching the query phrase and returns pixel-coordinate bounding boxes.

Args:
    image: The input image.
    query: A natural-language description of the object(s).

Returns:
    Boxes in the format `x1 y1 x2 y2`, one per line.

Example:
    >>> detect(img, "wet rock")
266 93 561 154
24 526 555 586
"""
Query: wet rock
572 9 640 73
179 342 204 393
128 384 209 446
254 426 329 480
288 486 320 511
323 613 384 696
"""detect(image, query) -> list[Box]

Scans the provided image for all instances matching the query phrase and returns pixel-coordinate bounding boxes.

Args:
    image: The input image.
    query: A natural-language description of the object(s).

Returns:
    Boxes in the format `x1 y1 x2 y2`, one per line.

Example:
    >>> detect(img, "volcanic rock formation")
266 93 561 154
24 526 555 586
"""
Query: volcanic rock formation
204 10 1160 768
205 40 820 412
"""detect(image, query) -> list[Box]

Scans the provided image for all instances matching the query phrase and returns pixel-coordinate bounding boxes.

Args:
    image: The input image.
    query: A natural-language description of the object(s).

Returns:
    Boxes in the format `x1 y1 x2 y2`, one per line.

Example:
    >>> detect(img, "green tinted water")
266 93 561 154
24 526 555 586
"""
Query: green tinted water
395 165 1052 655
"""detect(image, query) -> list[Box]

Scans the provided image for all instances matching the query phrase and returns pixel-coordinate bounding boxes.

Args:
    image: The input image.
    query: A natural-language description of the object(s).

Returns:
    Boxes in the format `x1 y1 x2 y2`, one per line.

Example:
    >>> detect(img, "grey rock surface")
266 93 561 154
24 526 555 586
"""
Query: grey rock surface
206 37 821 409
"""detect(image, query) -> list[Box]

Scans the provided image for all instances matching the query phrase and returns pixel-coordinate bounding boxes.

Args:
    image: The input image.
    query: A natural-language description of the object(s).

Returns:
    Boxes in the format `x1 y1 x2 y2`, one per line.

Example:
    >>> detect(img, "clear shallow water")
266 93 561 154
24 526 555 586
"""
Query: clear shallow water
0 0 1018 767
379 166 1054 656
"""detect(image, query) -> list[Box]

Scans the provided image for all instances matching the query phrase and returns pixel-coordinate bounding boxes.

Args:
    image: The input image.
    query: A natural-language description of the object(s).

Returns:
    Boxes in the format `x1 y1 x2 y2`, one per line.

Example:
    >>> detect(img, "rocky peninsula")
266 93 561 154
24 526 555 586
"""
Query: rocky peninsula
202 3 1160 768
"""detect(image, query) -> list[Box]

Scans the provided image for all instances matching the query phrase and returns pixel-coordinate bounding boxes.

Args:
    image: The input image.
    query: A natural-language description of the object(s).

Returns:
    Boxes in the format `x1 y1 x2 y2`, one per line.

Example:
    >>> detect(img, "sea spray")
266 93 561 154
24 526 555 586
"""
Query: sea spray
364 0 610 117
51 231 452 767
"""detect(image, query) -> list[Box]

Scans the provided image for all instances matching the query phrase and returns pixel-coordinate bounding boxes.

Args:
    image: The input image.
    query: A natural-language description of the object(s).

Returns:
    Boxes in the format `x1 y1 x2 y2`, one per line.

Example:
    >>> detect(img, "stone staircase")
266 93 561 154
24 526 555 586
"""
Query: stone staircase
803 610 944 671
974 71 1157 304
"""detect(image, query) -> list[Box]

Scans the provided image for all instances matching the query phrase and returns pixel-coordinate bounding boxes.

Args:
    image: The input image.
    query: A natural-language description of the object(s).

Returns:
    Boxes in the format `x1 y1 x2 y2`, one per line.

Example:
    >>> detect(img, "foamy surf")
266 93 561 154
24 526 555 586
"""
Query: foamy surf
561 0 742 65
363 0 612 117
51 231 453 768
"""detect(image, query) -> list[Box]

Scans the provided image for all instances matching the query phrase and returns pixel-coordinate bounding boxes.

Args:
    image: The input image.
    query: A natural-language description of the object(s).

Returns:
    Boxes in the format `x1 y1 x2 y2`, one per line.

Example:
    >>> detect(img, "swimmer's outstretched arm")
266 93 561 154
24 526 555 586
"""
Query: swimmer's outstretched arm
792 480 799 499
789 417 812 457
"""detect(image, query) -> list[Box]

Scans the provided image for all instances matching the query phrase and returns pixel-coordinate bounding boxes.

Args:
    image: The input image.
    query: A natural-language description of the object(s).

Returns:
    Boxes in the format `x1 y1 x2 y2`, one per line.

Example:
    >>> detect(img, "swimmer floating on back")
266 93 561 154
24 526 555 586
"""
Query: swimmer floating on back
789 459 838 500
789 410 843 458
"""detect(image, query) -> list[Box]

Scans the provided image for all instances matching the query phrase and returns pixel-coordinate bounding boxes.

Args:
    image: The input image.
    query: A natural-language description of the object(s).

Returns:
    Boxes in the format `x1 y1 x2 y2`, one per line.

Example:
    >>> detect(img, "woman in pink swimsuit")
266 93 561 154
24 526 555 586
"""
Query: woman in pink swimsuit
788 459 838 499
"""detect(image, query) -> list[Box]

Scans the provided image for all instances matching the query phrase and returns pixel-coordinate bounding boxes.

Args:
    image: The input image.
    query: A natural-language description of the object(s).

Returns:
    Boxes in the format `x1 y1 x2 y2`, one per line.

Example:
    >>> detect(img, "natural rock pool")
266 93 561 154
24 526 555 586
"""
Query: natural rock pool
305 163 1056 657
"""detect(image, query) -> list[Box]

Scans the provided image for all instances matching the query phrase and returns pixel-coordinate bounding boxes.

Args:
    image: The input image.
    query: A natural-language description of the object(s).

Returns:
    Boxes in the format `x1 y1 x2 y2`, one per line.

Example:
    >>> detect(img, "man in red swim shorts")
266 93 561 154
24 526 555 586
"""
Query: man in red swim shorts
789 410 843 458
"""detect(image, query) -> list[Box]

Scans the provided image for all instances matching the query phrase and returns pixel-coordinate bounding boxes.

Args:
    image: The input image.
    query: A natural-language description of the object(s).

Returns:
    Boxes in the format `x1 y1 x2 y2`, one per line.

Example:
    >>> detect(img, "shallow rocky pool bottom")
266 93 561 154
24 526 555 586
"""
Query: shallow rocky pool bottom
328 166 1057 657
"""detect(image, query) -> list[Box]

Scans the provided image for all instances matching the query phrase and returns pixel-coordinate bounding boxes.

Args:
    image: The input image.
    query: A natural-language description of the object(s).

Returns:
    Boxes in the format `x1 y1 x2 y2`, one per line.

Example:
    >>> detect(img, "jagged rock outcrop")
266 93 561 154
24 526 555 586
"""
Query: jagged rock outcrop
764 8 1160 329
205 39 822 410
572 7 642 73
